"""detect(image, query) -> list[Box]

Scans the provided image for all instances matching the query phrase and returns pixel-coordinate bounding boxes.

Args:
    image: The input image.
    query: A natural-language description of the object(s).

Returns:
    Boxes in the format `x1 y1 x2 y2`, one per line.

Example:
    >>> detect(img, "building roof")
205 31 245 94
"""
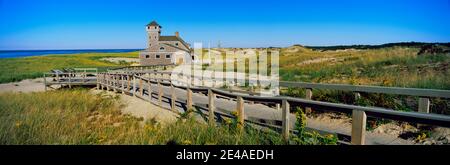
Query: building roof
159 36 179 41
159 36 190 50
147 21 161 28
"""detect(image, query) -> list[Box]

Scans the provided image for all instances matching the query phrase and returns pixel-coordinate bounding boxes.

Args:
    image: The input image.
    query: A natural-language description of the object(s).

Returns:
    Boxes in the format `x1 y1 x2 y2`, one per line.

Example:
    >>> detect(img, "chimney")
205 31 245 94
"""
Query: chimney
175 31 179 37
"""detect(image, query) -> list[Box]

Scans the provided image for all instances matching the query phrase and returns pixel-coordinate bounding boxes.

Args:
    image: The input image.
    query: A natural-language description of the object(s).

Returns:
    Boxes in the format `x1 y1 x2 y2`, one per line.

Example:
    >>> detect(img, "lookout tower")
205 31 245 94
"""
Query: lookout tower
146 21 161 50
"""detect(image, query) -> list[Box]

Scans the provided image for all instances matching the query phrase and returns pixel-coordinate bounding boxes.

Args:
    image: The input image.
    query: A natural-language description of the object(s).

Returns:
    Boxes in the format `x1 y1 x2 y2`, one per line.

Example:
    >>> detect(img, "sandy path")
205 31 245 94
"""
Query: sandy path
91 89 179 125
0 78 52 93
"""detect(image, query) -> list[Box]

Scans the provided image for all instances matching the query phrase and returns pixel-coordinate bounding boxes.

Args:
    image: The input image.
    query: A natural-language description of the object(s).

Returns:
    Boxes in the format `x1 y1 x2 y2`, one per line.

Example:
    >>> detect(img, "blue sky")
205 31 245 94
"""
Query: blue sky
0 0 449 49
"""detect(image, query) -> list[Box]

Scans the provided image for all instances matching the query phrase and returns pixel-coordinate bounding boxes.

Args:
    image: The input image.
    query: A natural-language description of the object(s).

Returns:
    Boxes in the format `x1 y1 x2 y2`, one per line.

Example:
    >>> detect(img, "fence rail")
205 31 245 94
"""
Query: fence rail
95 71 450 145
43 68 98 90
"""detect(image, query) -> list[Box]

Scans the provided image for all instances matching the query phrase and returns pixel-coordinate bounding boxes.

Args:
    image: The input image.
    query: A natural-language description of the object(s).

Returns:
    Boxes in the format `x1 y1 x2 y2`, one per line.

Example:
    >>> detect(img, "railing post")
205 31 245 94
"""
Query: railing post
139 77 143 96
282 99 290 141
351 110 367 145
158 79 162 106
116 75 120 91
276 103 281 111
237 96 245 130
133 75 136 97
418 97 430 128
121 75 125 94
127 75 131 91
106 74 110 91
354 92 361 102
171 84 176 111
418 97 430 113
351 92 366 145
96 74 99 90
82 72 85 84
113 75 117 93
103 74 106 89
68 73 72 88
305 88 312 113
148 79 152 100
208 89 215 126
84 69 86 83
187 87 193 110
100 74 103 90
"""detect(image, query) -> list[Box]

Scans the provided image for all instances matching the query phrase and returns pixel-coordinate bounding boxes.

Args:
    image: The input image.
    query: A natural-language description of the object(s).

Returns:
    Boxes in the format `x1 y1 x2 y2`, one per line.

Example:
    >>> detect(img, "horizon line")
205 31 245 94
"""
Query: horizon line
1 41 450 51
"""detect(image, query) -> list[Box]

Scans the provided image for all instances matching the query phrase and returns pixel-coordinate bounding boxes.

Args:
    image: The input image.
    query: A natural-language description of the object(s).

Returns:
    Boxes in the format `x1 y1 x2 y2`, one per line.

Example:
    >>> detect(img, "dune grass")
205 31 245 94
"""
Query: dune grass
0 89 336 145
279 46 450 89
279 46 450 115
0 51 139 83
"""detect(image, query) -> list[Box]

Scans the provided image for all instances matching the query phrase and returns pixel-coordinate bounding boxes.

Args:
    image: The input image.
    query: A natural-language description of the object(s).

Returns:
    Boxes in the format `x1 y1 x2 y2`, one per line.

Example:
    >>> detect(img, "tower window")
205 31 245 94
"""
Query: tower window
166 54 171 59
160 47 165 50
175 43 179 46
145 55 150 58
155 55 160 59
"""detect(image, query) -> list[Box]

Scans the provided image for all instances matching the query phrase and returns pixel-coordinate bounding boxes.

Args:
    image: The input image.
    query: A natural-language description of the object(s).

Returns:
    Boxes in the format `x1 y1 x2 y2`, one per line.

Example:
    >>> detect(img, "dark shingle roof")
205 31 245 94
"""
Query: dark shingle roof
147 21 161 28
159 36 179 41
159 36 190 50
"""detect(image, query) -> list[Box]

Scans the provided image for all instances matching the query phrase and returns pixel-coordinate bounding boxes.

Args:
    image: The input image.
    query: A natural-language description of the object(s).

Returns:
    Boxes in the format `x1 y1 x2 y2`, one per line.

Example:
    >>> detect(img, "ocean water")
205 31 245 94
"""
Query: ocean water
0 49 142 58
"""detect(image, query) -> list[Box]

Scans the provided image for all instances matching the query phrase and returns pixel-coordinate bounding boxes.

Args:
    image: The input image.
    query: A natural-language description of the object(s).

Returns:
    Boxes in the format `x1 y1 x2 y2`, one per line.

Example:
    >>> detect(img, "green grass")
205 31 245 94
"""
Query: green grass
279 46 450 89
0 89 336 145
276 46 450 115
0 52 139 83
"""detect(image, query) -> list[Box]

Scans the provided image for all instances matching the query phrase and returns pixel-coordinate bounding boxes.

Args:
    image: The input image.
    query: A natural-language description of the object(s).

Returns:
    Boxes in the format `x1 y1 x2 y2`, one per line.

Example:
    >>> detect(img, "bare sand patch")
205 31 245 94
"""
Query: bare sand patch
91 89 178 125
0 78 54 93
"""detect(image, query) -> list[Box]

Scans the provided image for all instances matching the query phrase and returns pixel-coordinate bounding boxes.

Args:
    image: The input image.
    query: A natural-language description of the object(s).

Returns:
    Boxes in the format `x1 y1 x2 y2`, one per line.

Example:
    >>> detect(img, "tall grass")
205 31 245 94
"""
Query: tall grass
0 51 139 83
0 90 335 145
280 46 449 90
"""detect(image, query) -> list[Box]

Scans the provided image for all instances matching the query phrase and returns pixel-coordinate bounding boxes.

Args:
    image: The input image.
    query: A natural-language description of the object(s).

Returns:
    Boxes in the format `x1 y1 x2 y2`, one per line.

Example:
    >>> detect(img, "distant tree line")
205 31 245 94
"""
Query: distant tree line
303 42 450 51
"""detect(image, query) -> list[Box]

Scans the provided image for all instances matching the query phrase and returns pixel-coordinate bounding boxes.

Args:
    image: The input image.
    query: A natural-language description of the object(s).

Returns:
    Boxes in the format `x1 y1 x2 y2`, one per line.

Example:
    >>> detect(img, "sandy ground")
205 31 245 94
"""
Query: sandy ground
90 89 179 125
0 78 51 93
309 112 450 144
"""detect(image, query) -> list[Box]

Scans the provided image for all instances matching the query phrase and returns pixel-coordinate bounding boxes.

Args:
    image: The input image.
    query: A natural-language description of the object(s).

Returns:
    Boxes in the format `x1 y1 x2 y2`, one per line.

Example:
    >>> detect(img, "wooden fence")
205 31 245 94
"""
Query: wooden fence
43 68 98 90
97 71 450 145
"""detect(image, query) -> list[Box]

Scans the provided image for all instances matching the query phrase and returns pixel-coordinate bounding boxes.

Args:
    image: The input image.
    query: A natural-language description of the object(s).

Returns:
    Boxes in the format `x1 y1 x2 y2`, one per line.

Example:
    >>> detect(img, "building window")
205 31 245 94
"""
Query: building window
155 54 160 59
175 43 179 46
166 54 171 59
160 47 165 50
145 55 150 58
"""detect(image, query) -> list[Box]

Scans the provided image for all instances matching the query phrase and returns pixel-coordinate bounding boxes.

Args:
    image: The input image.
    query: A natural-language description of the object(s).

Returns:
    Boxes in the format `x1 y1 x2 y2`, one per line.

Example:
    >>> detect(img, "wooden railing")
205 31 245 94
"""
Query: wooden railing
96 71 450 145
43 68 98 90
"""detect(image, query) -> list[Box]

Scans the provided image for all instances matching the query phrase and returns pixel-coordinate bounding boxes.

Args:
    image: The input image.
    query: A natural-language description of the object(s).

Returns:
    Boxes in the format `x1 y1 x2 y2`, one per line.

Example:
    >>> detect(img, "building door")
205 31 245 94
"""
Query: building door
177 58 184 65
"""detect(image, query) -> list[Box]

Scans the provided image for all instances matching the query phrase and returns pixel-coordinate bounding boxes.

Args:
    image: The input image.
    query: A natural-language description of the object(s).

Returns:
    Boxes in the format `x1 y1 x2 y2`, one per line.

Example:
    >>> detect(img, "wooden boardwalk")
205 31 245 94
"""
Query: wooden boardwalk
94 71 450 145
42 67 450 144
43 68 98 90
